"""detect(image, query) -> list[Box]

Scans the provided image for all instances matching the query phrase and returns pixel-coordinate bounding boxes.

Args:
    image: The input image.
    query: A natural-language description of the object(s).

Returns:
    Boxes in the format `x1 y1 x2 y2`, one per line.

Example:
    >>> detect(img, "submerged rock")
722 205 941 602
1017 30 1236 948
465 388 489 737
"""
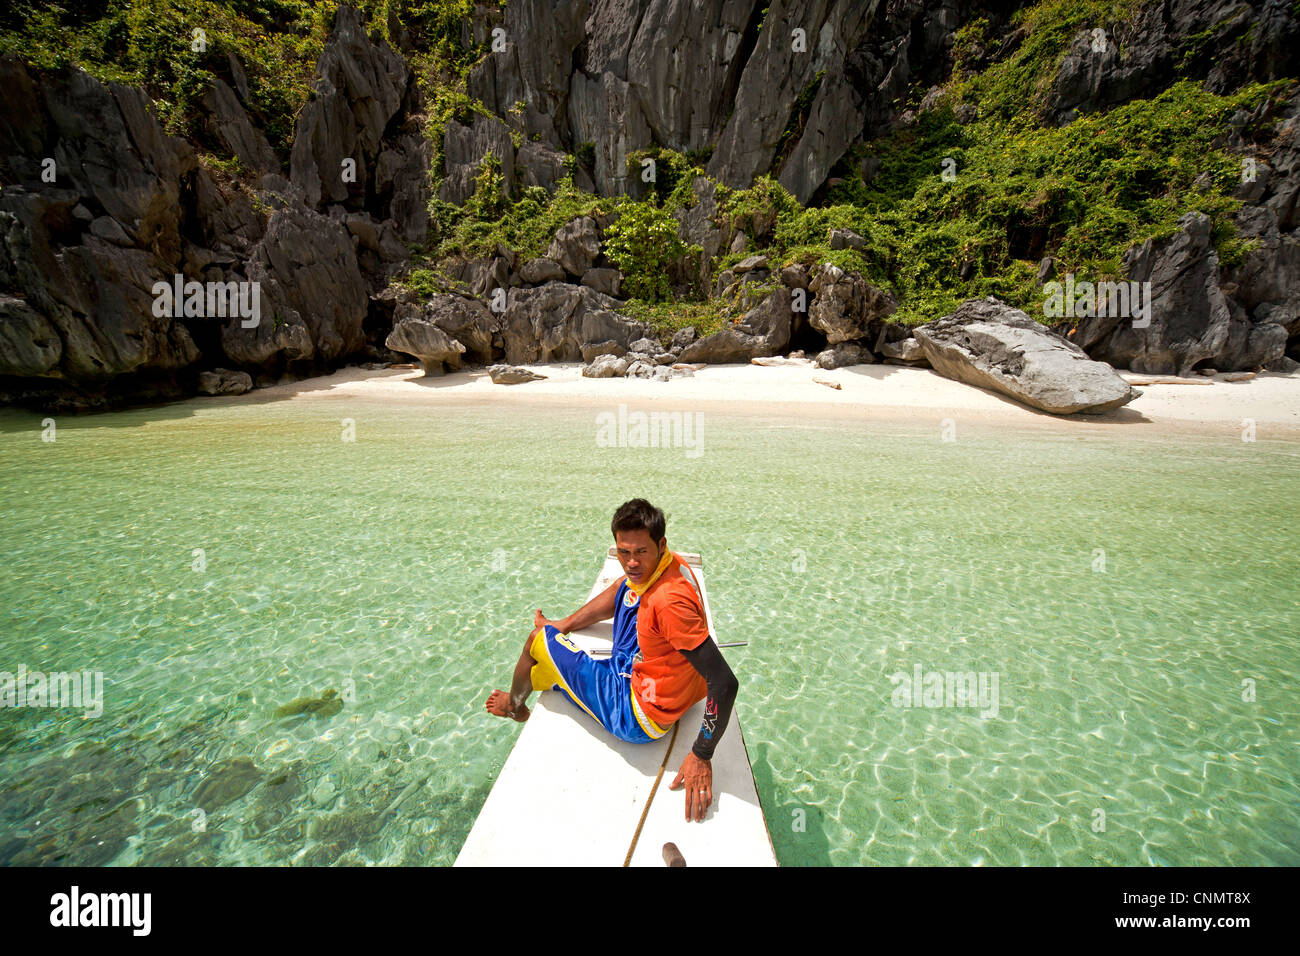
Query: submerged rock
192 757 262 812
275 688 343 719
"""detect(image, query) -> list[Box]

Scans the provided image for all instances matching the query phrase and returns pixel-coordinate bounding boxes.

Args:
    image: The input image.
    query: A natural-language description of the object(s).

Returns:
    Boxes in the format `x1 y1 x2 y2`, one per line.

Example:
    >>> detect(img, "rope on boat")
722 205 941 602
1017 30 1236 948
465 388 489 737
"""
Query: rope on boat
623 722 680 866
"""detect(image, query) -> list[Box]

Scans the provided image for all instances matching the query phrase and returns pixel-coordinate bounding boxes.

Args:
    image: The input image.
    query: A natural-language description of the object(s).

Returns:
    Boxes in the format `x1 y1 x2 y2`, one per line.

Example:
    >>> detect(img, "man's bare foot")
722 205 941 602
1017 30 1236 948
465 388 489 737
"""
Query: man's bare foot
485 690 529 722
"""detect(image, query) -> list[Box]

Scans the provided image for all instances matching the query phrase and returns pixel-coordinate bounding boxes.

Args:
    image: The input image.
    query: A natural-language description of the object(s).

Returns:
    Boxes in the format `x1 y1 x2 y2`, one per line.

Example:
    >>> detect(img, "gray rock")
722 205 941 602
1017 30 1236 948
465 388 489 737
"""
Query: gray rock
708 1 876 204
199 78 277 175
1219 317 1288 371
290 6 420 221
420 294 498 364
673 177 725 294
386 314 467 375
670 326 697 351
487 364 547 384
438 114 516 205
581 339 627 362
780 264 811 289
467 0 588 148
515 140 570 194
546 217 601 278
914 297 1138 415
1 191 201 383
879 337 926 362
500 282 648 365
808 264 898 344
88 215 133 246
581 267 622 297
0 296 62 376
629 337 661 354
1070 212 1233 376
519 257 566 284
829 228 866 251
224 204 367 367
713 270 736 298
734 255 768 274
679 289 792 364
343 212 409 276
455 256 514 297
814 343 870 369
582 353 629 378
377 130 432 243
197 368 254 395
568 69 654 198
1045 3 1292 124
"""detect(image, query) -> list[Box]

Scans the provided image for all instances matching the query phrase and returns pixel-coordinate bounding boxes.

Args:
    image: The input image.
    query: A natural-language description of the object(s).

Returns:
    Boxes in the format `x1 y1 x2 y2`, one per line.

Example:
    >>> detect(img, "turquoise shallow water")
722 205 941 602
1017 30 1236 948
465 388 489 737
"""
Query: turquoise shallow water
0 393 1297 866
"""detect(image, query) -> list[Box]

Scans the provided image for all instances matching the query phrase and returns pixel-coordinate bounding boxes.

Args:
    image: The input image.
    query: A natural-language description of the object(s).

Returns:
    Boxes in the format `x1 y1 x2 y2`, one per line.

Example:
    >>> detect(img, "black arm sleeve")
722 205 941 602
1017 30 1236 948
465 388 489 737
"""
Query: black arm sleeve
678 638 739 761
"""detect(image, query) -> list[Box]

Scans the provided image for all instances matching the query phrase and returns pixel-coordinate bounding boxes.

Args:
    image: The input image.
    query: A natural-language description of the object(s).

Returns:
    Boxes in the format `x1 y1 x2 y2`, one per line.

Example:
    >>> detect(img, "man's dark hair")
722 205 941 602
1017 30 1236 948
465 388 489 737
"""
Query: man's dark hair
611 498 665 542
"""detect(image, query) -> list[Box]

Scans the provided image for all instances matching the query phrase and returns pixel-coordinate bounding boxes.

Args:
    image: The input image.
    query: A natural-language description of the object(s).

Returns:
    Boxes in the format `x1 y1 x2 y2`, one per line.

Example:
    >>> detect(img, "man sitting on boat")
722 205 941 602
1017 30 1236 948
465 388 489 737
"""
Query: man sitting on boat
484 498 739 822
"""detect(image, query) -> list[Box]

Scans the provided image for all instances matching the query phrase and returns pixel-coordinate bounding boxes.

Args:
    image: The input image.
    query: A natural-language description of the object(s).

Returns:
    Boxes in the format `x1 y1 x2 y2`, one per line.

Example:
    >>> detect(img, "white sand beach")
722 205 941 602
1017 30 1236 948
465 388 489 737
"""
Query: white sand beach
247 361 1300 440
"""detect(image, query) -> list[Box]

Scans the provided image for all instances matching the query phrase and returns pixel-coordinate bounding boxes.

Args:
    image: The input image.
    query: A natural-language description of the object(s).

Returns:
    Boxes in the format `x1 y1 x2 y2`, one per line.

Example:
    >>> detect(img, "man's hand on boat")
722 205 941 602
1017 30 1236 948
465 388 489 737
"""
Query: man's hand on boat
670 751 712 821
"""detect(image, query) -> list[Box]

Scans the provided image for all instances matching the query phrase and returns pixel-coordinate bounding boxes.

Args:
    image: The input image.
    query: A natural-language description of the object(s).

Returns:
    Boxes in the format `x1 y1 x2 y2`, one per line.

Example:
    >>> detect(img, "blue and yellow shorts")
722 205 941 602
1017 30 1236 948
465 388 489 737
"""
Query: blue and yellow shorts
529 625 668 744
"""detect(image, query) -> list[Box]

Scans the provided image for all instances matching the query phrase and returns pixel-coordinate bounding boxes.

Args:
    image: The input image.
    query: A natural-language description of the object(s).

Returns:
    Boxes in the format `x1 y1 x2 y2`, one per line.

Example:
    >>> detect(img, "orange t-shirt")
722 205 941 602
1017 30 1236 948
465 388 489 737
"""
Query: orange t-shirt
630 550 710 726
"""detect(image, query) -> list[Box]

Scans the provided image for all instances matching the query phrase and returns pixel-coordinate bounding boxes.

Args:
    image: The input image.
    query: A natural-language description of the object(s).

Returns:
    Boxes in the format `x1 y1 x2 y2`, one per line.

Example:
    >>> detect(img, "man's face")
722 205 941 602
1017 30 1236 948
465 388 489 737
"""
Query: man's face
615 528 664 586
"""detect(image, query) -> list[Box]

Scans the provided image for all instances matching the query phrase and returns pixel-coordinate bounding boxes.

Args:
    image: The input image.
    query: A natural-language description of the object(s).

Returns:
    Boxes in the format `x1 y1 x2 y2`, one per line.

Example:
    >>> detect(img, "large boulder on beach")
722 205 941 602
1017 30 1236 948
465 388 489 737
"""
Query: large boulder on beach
386 312 466 375
487 364 547 384
421 294 497 365
814 342 871 369
808 264 897 344
679 289 793 364
914 297 1138 415
582 353 629 378
500 282 648 365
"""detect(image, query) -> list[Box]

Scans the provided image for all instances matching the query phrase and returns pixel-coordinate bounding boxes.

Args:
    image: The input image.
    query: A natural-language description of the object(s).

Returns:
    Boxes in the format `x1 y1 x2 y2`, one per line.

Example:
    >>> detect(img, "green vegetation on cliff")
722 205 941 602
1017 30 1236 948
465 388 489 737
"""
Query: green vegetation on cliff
0 0 490 154
2 0 1293 338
